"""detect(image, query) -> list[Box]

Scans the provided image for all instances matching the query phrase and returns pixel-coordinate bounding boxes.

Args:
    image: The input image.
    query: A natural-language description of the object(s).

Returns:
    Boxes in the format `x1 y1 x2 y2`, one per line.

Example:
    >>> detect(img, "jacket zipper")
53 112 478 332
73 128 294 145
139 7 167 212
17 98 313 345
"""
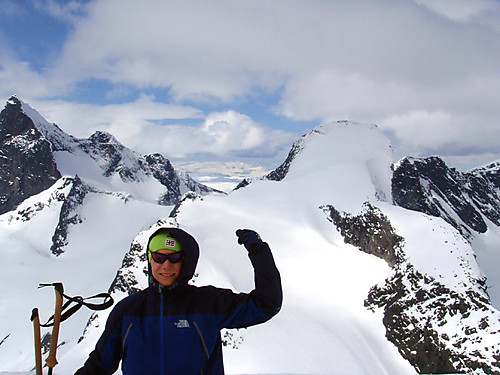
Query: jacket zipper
193 321 209 375
193 321 210 360
122 323 133 361
160 290 165 374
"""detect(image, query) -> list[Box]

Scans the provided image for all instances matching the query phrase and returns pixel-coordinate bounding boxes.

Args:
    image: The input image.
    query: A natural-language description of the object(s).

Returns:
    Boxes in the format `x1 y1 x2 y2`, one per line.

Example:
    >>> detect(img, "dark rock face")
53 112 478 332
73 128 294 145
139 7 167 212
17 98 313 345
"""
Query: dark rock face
233 130 307 191
143 153 182 204
108 241 147 296
321 202 404 267
233 177 252 191
143 153 219 205
233 133 305 190
0 97 61 214
50 176 93 256
265 137 305 182
365 263 500 374
180 171 218 195
392 156 500 239
79 130 143 182
467 161 500 227
168 192 203 219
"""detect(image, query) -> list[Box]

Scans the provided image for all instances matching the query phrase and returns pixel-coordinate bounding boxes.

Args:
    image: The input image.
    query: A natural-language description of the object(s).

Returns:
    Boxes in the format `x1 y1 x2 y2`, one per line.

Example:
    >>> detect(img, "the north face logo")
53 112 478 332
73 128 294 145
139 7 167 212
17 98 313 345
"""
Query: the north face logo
174 319 190 328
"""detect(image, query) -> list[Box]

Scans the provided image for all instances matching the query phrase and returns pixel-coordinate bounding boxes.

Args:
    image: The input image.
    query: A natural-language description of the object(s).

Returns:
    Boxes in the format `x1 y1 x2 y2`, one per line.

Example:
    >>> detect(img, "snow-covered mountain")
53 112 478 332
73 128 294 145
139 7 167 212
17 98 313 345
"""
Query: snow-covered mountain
0 98 499 374
0 96 220 215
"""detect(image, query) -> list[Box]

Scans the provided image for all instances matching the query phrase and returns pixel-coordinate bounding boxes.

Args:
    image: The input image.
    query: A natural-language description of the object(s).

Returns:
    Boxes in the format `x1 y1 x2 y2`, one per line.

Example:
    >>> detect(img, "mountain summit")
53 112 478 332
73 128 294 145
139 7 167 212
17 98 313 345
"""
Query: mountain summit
0 96 61 214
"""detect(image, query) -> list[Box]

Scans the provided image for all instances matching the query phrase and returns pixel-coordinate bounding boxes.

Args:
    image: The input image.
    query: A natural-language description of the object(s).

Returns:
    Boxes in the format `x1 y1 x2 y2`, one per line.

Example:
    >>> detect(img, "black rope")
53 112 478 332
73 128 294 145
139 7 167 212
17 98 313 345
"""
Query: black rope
38 283 114 327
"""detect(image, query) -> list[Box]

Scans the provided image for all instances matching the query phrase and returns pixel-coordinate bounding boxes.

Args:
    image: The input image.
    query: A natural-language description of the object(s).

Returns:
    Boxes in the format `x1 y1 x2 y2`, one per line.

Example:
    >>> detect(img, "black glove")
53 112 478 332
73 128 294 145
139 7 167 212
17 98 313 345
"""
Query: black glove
236 229 264 255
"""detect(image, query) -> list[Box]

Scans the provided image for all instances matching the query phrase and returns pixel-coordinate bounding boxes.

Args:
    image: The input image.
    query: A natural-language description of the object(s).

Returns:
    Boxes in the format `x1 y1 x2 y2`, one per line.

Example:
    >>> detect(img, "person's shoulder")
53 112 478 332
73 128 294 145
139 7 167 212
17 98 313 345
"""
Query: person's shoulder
187 284 227 293
187 284 238 300
112 288 151 312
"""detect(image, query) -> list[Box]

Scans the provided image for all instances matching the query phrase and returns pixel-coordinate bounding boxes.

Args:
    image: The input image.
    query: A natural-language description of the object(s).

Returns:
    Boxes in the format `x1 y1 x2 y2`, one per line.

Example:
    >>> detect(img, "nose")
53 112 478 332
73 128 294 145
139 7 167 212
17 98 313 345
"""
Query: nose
160 261 173 268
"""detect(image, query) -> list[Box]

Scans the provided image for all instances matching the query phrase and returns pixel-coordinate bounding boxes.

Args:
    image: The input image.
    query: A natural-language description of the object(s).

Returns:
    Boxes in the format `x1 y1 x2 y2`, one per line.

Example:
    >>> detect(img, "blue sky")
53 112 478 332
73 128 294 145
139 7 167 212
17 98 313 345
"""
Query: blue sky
1 0 500 177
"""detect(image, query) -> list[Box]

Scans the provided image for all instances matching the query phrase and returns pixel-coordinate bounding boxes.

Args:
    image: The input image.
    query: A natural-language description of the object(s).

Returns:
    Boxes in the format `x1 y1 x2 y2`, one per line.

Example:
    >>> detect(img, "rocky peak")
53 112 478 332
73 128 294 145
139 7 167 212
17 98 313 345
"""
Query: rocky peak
391 156 500 239
82 131 126 162
73 130 147 181
0 96 61 214
0 96 27 135
88 130 120 146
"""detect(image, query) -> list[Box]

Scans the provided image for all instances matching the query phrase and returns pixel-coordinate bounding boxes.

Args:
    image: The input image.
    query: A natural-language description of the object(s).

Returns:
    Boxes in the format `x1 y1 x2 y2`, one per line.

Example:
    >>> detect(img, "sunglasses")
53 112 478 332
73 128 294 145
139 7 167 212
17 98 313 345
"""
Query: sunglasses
149 251 184 264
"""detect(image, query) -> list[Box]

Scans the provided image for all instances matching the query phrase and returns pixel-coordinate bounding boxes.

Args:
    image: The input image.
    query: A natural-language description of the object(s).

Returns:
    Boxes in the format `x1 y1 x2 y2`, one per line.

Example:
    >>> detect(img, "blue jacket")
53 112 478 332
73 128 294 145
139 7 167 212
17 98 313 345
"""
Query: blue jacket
75 228 282 374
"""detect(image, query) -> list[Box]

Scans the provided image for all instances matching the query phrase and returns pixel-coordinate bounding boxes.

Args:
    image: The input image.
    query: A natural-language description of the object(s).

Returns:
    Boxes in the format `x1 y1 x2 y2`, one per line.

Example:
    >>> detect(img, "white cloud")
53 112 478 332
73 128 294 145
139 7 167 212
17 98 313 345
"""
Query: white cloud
384 110 456 151
275 70 414 122
2 0 500 169
415 0 500 22
382 109 500 161
5 1 500 97
30 94 202 144
203 111 265 151
0 54 50 98
153 110 297 159
29 97 296 161
48 0 302 101
34 0 88 24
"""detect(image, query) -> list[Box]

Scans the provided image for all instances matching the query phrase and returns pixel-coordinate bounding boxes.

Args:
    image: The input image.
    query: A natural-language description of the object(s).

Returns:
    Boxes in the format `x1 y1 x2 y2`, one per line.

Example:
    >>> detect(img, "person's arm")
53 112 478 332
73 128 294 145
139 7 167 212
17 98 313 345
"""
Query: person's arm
75 303 124 375
237 229 283 317
216 229 282 328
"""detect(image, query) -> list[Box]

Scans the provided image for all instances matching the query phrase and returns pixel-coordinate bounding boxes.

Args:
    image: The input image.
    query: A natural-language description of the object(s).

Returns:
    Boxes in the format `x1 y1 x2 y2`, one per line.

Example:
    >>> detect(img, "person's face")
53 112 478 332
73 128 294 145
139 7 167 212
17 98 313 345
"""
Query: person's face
150 249 183 287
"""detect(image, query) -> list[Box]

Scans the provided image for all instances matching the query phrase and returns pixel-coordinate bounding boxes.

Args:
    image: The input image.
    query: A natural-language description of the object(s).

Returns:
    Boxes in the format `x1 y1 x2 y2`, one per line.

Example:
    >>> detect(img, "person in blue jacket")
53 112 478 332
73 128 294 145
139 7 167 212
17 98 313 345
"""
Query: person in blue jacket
75 227 282 374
